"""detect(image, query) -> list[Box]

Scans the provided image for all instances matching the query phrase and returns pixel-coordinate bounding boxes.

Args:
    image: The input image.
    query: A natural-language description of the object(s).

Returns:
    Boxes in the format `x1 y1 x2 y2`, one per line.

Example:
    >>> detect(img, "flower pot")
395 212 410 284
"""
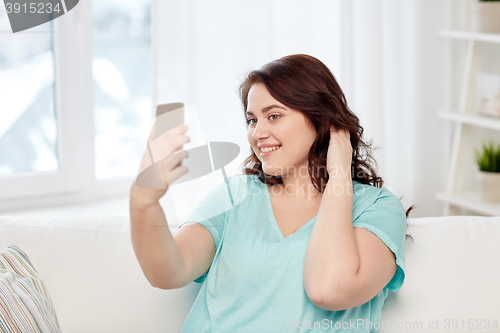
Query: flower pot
477 170 500 203
472 2 500 33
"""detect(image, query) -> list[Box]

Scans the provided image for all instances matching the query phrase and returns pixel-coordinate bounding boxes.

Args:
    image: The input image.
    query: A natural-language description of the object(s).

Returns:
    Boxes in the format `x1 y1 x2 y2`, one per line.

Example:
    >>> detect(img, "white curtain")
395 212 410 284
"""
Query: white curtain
153 0 450 223
347 0 449 218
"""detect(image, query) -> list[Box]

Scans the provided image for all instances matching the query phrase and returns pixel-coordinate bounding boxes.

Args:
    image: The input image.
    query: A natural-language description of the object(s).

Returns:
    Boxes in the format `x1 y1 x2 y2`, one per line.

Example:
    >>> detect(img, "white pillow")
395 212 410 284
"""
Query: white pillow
0 245 60 333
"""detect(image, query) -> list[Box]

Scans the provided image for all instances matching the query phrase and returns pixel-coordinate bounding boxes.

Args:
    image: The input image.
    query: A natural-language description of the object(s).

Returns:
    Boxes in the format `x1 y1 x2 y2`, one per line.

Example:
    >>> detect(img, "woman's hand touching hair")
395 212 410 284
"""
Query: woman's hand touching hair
326 126 353 179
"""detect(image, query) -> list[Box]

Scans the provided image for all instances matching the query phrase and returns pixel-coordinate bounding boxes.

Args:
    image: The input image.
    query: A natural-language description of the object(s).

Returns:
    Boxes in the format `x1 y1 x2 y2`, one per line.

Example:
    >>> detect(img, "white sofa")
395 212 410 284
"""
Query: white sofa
0 215 499 333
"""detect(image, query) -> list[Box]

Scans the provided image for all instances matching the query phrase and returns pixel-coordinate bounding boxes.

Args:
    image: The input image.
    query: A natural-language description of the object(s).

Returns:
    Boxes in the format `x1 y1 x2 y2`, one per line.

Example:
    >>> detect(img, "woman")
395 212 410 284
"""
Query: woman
130 54 413 332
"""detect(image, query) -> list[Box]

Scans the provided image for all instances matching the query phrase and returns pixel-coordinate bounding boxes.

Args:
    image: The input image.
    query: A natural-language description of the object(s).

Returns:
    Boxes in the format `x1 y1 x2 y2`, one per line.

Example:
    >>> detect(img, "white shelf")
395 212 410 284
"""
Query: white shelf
436 191 500 216
437 12 500 217
438 110 500 130
439 29 500 44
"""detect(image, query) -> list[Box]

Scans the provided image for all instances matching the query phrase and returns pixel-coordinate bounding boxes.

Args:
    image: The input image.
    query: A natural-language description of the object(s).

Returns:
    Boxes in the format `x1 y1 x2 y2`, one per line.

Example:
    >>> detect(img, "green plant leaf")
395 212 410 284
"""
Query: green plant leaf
474 141 500 172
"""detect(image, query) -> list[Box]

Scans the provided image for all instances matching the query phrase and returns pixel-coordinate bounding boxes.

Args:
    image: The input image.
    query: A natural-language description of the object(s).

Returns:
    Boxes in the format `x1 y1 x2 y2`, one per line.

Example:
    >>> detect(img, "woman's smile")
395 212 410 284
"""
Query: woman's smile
260 145 281 157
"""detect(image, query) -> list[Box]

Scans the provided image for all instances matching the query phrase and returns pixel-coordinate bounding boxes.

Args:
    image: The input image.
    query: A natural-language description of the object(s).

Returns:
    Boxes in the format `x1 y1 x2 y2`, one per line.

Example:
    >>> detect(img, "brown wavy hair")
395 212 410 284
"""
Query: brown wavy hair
238 54 415 225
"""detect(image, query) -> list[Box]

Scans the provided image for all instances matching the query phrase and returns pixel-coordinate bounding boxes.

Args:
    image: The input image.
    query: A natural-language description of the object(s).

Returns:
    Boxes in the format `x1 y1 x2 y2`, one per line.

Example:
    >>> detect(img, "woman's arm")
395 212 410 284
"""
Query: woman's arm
130 185 187 289
303 128 397 311
303 175 397 311
130 186 216 289
130 123 215 289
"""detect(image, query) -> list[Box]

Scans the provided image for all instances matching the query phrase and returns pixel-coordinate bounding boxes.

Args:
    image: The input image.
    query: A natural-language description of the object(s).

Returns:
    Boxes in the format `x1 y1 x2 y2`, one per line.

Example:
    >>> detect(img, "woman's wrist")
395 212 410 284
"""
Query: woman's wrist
325 173 352 196
130 182 162 211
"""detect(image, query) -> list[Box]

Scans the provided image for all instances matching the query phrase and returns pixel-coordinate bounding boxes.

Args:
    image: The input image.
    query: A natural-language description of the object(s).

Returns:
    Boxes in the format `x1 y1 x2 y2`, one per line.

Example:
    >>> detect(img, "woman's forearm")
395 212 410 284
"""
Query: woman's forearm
129 183 187 289
303 174 357 306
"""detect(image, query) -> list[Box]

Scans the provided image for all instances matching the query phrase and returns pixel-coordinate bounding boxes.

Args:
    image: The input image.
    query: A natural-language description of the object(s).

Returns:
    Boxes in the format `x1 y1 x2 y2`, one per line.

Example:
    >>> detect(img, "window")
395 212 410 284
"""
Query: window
92 0 152 180
0 1 152 209
0 17 58 177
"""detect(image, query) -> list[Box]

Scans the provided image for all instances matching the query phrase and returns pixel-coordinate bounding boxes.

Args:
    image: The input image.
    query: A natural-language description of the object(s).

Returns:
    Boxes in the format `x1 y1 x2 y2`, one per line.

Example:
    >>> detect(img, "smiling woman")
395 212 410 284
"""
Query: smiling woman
167 54 414 332
130 54 414 333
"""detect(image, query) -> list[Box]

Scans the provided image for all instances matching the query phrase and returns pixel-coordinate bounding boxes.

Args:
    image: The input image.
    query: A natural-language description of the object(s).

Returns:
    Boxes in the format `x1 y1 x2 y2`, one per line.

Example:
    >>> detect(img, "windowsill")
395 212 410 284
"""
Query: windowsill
0 196 130 218
0 193 181 227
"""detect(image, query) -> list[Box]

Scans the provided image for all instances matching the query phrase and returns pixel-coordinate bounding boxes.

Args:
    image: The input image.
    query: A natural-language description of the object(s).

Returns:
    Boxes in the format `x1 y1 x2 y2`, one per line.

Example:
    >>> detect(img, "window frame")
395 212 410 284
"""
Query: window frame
0 0 143 211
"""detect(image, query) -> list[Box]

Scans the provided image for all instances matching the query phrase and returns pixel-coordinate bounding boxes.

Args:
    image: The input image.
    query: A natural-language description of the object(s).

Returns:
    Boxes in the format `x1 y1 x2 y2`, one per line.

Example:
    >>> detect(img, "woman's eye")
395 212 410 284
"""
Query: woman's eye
246 114 280 126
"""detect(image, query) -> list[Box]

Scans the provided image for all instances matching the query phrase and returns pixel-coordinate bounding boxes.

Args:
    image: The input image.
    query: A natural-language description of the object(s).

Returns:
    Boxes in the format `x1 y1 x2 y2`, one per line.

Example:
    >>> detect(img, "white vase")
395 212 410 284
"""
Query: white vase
477 170 500 203
472 2 500 33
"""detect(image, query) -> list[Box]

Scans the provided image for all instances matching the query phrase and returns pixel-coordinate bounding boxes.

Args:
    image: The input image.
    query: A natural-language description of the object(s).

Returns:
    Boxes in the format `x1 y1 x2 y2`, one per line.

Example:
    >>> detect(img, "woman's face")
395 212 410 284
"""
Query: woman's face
246 83 317 178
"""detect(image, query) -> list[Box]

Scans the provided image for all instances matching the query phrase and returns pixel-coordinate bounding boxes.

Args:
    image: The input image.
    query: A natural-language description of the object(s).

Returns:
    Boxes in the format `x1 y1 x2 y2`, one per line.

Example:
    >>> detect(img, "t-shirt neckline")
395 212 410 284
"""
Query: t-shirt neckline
264 182 317 241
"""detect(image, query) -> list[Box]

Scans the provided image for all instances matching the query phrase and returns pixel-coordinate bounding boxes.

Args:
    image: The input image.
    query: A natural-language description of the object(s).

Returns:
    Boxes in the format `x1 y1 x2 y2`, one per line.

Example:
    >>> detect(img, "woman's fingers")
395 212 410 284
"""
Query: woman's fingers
148 124 190 163
164 164 189 188
150 134 190 163
155 124 188 143
156 150 189 188
139 123 190 188
162 150 188 173
148 123 186 146
133 123 190 203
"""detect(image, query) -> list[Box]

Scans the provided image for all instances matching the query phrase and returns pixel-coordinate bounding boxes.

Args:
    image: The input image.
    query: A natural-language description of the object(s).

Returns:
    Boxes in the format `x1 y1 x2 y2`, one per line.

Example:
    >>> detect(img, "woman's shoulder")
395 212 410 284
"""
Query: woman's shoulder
224 174 263 204
352 181 402 220
227 174 258 186
352 180 382 201
352 180 398 200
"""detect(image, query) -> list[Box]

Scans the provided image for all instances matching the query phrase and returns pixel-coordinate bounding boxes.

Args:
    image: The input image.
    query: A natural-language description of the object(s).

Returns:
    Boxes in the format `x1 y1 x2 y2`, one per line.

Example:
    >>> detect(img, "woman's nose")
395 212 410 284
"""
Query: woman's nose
251 120 270 141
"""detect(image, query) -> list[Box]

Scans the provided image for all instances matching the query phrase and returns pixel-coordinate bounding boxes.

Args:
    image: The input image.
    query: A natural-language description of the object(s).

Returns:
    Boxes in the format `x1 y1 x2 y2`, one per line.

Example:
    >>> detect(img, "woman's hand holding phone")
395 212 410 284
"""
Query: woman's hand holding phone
130 120 191 290
131 122 190 207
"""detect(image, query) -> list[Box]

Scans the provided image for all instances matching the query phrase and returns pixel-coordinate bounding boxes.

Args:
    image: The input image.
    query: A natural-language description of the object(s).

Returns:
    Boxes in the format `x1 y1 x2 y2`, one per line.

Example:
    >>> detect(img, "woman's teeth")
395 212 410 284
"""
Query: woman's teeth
261 146 281 153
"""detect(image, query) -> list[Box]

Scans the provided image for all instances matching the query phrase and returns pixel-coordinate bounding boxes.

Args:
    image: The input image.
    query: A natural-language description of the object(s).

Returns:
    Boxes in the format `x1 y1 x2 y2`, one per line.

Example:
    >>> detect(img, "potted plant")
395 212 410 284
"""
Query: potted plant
474 141 500 203
472 0 500 33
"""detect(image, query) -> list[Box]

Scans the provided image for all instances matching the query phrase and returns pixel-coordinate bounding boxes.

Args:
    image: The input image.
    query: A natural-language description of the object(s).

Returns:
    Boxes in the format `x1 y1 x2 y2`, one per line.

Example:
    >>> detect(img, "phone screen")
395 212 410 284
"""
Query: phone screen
155 102 184 139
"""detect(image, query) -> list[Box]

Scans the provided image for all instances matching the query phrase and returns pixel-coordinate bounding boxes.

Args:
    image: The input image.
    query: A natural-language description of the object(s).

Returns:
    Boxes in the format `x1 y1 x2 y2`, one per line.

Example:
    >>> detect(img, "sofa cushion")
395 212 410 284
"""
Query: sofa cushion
0 245 60 333
0 216 200 333
381 216 500 332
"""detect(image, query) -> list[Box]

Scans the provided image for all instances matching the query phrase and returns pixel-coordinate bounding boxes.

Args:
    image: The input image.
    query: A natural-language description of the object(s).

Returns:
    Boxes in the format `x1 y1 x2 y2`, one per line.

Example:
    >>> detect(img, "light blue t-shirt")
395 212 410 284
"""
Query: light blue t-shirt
178 174 406 333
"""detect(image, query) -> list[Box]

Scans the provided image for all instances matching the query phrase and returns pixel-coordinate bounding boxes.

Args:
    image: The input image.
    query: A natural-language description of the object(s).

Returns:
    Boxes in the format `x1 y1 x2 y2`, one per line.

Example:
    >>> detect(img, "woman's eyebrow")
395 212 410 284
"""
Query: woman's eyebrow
245 104 287 116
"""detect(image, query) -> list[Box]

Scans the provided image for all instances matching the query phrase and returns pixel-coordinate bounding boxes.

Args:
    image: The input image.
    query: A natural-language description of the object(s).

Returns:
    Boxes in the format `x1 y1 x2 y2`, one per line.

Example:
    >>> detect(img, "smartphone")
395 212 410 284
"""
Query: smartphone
155 102 185 168
155 102 184 139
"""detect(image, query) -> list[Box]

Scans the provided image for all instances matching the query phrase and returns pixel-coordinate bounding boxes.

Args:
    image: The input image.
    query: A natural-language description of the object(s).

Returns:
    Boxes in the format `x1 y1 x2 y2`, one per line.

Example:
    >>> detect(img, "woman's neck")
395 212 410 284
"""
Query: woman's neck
270 174 322 201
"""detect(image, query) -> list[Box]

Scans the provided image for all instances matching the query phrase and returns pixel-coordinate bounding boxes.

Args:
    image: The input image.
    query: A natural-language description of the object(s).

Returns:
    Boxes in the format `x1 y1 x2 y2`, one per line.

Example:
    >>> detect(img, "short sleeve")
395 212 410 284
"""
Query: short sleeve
352 187 407 292
178 179 233 283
